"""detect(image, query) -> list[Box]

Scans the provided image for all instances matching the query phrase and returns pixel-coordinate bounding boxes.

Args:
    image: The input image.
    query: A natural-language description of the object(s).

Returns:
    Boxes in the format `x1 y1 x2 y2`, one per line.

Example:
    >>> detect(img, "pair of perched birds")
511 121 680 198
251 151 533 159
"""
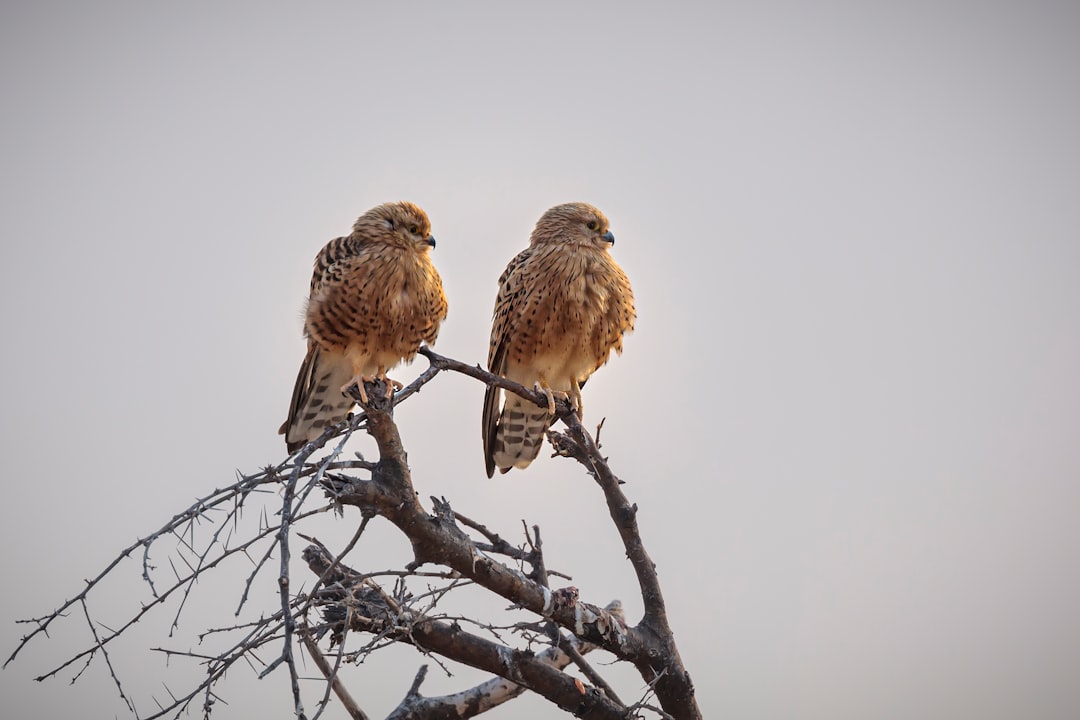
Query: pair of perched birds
279 201 636 477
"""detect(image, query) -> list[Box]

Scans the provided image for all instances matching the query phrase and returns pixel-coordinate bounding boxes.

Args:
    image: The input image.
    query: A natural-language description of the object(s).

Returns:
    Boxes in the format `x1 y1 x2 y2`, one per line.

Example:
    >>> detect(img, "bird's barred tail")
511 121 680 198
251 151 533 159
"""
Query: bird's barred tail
279 347 356 453
491 394 553 474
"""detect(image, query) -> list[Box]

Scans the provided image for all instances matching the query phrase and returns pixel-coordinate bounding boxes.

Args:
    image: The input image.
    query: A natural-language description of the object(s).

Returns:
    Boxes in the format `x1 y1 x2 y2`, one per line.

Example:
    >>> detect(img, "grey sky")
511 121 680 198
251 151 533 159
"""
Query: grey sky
2 1 1078 718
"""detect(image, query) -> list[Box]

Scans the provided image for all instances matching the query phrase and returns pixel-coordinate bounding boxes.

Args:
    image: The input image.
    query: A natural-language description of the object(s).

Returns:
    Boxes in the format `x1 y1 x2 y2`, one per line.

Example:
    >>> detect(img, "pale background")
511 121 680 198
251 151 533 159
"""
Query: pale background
2 1 1078 718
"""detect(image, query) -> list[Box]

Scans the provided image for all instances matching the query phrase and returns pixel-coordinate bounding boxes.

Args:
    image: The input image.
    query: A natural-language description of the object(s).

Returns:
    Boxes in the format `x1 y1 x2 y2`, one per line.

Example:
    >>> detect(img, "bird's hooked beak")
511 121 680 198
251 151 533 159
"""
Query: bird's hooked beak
601 231 615 245
425 235 436 248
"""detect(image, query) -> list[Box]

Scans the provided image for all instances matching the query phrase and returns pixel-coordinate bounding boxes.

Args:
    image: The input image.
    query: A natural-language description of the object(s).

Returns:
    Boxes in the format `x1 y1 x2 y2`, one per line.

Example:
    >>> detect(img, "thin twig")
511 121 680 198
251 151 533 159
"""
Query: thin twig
278 460 306 719
300 622 368 720
10 351 698 720
79 598 136 715
558 631 624 705
524 523 549 588
296 513 372 619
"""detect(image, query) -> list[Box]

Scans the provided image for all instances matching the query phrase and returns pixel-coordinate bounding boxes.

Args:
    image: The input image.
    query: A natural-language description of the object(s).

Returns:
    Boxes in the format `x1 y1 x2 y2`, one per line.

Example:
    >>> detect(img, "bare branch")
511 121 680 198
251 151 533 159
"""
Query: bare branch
332 393 641 662
413 348 701 719
299 622 369 720
301 544 628 720
6 468 279 669
558 629 623 706
79 598 136 716
548 415 699 717
276 462 306 719
524 523 550 588
417 347 552 411
384 602 629 720
9 351 698 720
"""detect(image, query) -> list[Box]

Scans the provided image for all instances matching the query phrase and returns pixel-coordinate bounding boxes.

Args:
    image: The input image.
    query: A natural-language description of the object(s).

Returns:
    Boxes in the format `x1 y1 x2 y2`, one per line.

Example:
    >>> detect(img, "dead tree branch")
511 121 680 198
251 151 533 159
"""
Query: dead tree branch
549 414 697 715
7 350 699 720
302 545 626 720
300 621 369 720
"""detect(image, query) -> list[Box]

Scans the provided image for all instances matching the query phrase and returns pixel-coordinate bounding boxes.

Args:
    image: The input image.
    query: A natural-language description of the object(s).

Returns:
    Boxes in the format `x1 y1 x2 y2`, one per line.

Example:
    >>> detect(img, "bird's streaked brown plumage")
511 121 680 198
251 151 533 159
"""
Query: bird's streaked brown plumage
482 202 635 476
280 201 448 452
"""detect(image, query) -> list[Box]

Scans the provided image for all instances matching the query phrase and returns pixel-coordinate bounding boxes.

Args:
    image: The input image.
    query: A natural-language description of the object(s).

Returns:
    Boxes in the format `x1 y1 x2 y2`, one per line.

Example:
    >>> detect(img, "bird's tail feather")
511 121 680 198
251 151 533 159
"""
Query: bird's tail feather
280 347 356 453
490 394 553 474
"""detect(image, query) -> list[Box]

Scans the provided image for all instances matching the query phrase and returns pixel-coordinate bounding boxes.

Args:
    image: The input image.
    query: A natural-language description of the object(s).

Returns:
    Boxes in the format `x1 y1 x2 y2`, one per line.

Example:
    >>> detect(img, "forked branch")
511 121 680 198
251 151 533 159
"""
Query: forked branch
7 350 699 720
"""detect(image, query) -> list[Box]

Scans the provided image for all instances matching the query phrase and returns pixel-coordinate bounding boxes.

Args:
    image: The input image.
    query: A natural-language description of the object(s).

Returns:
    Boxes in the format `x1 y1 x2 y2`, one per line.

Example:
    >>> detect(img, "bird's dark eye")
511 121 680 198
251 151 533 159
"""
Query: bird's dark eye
409 225 419 235
586 221 598 231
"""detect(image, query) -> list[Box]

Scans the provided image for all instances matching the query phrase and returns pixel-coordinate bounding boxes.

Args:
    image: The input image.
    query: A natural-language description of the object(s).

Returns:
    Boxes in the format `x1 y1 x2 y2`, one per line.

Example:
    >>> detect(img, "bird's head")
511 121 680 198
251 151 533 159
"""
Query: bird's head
530 202 615 250
355 201 436 252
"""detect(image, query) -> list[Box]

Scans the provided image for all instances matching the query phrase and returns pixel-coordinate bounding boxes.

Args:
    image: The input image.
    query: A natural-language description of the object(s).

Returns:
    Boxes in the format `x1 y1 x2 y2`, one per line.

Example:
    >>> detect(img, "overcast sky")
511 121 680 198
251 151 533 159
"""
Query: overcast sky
2 2 1079 718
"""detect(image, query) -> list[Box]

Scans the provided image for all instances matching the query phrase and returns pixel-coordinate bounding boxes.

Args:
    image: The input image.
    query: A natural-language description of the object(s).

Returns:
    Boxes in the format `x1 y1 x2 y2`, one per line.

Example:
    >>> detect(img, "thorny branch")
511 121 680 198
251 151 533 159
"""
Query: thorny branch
299 621 368 720
277 457 305 718
7 350 699 720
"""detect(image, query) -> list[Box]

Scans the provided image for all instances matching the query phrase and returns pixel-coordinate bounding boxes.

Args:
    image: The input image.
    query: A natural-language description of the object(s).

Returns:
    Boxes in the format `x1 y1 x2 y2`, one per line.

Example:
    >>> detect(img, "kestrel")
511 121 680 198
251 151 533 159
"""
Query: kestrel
280 201 448 453
482 202 635 476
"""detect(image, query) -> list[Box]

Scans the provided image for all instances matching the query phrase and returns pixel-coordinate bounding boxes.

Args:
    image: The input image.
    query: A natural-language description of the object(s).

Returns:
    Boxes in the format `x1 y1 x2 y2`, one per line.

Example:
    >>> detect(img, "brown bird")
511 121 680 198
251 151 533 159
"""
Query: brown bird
482 202 635 476
280 201 448 453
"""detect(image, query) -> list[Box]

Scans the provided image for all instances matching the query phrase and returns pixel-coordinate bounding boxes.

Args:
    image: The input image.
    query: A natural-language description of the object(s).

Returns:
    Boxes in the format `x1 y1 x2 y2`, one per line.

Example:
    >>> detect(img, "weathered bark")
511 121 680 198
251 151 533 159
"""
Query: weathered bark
302 545 626 719
324 366 700 719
